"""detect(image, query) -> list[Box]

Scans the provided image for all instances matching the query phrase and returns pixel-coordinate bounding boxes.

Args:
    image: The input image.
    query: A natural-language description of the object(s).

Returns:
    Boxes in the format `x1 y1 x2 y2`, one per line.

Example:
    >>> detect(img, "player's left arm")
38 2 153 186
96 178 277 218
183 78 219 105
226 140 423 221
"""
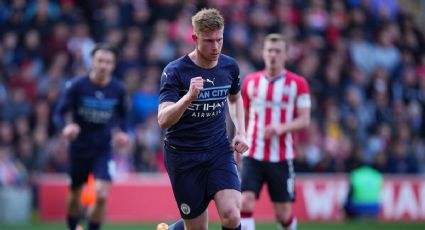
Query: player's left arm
113 87 130 148
265 77 311 137
276 106 311 134
228 92 249 154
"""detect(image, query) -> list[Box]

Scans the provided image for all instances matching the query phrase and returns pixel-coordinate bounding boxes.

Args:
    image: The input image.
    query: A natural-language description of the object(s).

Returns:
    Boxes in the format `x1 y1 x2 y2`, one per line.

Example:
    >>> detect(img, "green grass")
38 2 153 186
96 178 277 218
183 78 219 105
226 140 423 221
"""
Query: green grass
1 222 424 230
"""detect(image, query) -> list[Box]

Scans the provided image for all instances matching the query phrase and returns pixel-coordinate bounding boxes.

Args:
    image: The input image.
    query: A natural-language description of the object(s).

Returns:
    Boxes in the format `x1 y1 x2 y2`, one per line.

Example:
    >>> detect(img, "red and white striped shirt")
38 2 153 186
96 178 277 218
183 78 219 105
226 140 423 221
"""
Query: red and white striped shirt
241 70 311 162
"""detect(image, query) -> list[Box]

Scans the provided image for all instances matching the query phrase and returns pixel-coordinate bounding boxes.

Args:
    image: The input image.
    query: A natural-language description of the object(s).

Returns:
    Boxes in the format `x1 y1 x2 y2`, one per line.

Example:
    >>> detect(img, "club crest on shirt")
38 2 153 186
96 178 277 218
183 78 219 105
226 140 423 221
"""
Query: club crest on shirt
95 91 104 99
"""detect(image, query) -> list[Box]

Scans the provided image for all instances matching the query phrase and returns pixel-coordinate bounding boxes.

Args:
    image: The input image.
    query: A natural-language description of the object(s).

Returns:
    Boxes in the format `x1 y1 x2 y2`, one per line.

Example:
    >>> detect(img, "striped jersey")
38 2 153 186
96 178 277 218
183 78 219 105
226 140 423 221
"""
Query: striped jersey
241 70 311 162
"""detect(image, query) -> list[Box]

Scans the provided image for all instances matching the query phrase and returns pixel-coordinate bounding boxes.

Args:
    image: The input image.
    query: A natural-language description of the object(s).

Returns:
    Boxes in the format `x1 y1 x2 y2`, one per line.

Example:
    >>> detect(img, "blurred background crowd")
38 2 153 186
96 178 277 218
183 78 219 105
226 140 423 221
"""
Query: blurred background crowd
1 0 425 192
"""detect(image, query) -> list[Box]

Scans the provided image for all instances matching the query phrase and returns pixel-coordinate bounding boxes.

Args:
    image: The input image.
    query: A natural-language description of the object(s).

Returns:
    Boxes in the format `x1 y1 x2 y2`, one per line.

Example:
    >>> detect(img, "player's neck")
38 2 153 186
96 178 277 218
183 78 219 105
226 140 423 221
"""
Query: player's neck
265 68 285 80
189 51 217 69
90 72 111 87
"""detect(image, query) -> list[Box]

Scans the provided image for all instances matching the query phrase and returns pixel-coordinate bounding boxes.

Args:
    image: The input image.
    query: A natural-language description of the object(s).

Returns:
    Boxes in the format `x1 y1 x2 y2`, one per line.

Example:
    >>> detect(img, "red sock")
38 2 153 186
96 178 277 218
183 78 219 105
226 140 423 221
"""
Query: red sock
240 211 253 218
280 215 294 227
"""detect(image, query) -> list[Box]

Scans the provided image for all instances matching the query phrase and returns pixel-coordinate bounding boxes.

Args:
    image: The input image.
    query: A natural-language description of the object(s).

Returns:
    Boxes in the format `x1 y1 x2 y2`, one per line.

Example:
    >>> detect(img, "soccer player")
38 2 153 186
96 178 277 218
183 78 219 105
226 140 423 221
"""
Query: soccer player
53 43 129 230
239 34 311 230
158 8 249 230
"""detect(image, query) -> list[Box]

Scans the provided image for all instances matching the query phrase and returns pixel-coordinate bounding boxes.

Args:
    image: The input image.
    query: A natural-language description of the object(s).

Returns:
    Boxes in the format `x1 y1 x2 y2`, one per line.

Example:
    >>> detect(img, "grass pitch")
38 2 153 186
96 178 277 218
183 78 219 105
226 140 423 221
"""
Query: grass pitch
0 222 424 230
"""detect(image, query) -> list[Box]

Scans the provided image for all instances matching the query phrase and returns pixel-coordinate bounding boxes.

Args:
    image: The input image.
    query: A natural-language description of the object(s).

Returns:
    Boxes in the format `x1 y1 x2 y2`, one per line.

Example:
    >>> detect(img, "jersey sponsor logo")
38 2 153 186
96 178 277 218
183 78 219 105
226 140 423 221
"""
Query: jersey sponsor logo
252 100 288 108
79 96 118 123
180 203 191 215
195 85 230 101
187 85 230 118
187 101 225 111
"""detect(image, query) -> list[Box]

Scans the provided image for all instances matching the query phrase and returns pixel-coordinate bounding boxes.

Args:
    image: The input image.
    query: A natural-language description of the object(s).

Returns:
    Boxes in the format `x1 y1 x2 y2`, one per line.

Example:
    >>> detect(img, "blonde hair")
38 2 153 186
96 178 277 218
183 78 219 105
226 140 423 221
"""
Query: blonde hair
192 8 224 36
264 33 288 49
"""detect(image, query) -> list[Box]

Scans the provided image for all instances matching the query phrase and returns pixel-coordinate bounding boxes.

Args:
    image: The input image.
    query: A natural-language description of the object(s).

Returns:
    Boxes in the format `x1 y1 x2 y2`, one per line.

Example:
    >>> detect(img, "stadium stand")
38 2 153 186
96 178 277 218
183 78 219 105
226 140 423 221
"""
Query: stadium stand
0 0 425 223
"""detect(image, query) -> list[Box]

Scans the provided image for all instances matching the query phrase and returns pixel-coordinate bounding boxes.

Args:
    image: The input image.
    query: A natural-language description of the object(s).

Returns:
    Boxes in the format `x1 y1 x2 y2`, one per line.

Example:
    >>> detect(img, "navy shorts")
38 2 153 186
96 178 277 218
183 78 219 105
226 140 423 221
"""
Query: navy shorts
69 150 114 190
240 157 295 202
164 144 240 219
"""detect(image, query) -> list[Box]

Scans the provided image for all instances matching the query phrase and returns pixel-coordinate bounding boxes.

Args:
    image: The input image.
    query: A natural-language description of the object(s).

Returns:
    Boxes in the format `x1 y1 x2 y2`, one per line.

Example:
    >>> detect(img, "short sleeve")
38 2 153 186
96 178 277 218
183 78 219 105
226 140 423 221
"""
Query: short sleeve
241 76 250 111
159 66 180 104
229 61 241 95
296 77 311 108
116 83 129 132
53 79 77 130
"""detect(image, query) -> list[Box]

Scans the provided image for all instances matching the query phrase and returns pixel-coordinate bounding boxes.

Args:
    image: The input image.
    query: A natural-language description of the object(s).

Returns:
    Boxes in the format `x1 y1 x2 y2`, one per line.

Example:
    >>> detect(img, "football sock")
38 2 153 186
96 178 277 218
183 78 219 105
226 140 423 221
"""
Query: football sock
240 211 255 230
280 216 297 230
222 224 241 230
88 221 101 230
67 215 79 230
169 219 184 230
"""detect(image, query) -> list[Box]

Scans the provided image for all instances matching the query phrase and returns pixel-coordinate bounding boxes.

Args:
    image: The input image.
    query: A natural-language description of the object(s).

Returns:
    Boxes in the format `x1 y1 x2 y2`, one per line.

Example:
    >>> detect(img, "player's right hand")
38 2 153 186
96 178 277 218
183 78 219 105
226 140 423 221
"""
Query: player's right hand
62 123 81 140
187 76 204 101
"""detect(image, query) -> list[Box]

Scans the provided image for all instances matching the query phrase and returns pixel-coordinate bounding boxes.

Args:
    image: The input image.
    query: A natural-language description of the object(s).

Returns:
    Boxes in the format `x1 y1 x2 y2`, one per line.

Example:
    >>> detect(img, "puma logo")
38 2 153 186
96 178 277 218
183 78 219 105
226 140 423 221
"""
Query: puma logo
206 78 215 86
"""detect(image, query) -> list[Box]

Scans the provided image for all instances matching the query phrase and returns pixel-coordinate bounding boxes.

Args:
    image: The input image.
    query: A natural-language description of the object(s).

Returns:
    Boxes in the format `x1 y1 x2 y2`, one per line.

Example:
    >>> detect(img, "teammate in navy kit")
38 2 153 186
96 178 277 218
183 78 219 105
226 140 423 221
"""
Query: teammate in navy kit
54 43 129 230
158 8 249 230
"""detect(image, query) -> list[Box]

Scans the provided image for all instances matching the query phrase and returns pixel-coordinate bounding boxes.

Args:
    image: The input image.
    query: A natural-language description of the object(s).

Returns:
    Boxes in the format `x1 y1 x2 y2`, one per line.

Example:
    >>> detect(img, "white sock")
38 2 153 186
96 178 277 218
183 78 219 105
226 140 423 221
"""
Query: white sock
240 217 255 230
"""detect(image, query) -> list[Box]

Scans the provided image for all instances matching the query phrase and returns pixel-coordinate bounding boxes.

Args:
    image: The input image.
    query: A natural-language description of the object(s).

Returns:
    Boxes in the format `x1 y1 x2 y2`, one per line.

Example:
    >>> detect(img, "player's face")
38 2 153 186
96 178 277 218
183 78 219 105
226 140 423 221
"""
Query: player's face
263 40 287 72
91 50 116 77
194 29 223 62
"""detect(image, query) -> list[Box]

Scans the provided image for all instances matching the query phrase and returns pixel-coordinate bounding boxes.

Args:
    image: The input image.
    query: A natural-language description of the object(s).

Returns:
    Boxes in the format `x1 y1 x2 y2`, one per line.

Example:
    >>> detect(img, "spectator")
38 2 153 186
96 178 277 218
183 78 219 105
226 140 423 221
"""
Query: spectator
0 0 424 179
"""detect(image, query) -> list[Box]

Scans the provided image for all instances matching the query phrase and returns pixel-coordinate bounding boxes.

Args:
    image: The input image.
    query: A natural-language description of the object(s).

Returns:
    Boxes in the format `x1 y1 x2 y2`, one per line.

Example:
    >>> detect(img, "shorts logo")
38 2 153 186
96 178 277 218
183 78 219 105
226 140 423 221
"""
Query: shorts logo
180 203 191 215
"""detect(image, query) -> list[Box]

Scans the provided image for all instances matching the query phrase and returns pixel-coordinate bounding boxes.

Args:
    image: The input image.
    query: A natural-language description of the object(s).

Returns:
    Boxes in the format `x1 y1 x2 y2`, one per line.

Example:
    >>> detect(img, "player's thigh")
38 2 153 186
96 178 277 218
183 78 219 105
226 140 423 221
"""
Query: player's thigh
241 191 257 211
207 150 240 198
94 179 111 199
183 210 208 230
265 160 295 202
272 202 292 219
69 154 93 189
92 151 114 182
240 157 264 198
214 189 241 218
165 149 211 219
68 186 83 201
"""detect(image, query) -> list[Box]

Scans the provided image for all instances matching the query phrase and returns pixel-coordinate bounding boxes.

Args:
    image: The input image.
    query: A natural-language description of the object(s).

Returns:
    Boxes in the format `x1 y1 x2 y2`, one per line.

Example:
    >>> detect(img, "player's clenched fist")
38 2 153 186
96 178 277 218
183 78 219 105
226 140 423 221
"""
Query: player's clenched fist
187 76 204 101
62 123 81 140
232 134 249 154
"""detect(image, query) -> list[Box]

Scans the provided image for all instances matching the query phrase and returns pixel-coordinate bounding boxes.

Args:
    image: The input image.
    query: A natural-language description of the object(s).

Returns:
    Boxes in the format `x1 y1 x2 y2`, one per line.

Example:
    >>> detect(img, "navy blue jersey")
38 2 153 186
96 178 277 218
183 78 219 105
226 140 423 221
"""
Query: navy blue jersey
159 54 240 151
54 76 127 154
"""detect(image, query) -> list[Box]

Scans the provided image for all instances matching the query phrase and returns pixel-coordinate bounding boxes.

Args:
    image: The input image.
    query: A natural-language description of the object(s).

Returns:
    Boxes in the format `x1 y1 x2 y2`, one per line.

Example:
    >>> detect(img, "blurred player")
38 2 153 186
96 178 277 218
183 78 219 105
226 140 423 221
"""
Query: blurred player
240 34 311 230
158 8 249 230
54 43 129 230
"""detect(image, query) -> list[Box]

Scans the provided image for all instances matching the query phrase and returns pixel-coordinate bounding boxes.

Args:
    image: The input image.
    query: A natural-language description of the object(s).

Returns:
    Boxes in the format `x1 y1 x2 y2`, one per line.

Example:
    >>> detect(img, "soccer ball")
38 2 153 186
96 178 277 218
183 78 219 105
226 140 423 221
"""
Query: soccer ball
156 223 169 230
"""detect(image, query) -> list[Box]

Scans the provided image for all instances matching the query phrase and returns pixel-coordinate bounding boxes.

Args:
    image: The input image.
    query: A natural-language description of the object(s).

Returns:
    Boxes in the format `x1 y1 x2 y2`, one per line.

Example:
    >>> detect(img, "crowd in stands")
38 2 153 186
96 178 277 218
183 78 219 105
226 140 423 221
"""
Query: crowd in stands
1 0 425 188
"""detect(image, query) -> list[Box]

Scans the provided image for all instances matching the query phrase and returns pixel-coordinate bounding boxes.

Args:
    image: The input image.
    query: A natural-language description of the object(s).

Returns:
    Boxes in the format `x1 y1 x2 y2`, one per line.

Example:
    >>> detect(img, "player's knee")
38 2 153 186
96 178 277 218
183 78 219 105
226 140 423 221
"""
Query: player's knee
68 188 82 204
241 192 256 211
275 208 291 223
220 208 241 228
95 196 107 207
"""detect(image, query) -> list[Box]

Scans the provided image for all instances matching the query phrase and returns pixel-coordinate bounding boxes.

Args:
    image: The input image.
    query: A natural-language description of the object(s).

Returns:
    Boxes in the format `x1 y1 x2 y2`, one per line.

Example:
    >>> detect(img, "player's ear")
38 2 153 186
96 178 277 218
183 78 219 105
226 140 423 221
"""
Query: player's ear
192 34 197 43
